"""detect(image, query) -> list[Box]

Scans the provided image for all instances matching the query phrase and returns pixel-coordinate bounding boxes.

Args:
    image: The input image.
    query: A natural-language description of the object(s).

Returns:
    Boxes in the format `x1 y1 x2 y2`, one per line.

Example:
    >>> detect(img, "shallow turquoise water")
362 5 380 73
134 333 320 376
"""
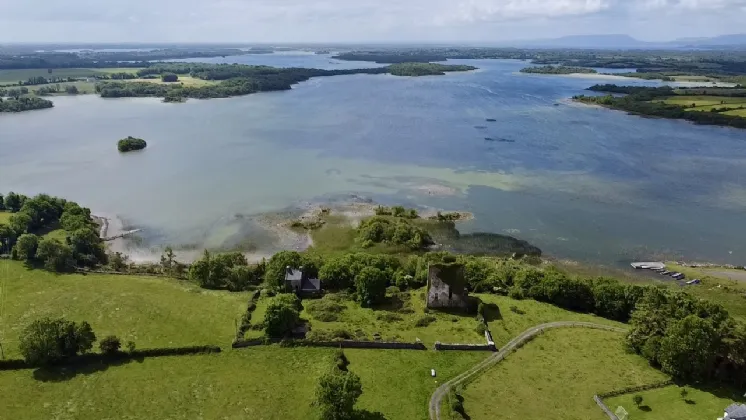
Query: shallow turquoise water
1 55 745 265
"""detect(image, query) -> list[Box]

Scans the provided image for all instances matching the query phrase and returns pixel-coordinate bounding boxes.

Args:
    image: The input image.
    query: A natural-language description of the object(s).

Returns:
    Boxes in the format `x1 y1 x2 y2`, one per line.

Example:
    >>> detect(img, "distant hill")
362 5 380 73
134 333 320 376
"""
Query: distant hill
510 33 746 49
515 34 648 49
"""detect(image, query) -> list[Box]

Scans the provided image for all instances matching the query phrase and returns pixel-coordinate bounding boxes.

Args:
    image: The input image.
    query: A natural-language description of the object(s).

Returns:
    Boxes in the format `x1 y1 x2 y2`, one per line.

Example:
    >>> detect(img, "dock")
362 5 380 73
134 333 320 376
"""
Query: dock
630 262 666 270
631 261 699 285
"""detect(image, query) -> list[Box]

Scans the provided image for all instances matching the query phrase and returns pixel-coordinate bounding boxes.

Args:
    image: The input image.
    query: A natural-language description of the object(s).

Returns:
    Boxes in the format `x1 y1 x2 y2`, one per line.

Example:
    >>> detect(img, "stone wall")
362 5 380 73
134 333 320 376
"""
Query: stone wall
232 338 427 350
434 342 497 351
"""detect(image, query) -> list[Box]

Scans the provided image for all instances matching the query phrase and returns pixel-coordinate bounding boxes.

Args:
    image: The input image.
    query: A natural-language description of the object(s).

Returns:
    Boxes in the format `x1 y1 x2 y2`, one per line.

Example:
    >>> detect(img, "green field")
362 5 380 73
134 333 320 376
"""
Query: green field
0 346 485 420
460 328 668 420
724 108 746 117
0 68 142 84
129 76 218 87
660 95 746 108
0 211 10 224
605 385 745 420
665 263 746 321
0 260 250 358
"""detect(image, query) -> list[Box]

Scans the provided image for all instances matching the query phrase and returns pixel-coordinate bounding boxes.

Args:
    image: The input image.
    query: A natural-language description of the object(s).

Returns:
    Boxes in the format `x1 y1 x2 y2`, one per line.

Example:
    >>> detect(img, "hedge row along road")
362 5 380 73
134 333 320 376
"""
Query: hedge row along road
428 321 628 420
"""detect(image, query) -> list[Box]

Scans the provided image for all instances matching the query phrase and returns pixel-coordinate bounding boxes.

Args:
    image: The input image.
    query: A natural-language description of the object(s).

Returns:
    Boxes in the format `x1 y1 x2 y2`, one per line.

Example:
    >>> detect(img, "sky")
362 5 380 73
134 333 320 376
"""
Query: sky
1 0 745 43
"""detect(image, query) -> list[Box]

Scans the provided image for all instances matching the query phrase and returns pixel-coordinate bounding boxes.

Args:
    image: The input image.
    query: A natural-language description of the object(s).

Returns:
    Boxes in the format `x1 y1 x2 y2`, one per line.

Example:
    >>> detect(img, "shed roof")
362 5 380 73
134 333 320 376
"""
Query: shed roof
727 403 746 419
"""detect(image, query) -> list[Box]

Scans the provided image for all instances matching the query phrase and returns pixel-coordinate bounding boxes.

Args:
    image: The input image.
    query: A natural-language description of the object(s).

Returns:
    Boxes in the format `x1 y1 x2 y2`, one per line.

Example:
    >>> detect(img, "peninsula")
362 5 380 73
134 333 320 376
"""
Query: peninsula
574 84 746 129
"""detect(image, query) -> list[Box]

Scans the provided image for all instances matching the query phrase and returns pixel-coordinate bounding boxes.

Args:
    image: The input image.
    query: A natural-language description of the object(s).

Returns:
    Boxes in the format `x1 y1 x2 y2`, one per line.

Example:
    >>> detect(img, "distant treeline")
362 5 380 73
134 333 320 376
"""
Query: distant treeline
0 96 53 112
520 65 597 75
575 84 746 129
0 49 249 70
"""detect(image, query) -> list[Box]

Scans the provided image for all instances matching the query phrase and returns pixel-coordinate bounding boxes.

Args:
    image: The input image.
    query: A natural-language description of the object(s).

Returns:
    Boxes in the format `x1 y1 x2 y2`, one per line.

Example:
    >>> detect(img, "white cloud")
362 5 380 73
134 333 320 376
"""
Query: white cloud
0 0 744 42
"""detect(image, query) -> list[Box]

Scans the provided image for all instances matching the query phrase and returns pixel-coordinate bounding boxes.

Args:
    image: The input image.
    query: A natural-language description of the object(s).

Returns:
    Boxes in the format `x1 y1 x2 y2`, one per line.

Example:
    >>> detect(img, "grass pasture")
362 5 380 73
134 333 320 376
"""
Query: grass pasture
0 346 486 420
0 260 250 358
460 328 668 420
605 385 745 420
724 108 746 117
659 95 746 108
0 211 11 224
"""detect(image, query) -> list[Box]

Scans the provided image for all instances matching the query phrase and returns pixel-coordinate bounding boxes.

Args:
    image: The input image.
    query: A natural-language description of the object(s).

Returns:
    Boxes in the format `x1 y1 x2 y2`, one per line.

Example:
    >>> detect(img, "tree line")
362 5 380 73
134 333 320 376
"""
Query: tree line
0 192 107 271
387 63 476 76
520 65 597 75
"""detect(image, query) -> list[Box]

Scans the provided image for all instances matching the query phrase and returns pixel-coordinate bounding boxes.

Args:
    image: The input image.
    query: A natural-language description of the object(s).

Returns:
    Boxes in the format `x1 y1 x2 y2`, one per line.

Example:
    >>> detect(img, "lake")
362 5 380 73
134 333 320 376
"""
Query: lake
2 55 746 266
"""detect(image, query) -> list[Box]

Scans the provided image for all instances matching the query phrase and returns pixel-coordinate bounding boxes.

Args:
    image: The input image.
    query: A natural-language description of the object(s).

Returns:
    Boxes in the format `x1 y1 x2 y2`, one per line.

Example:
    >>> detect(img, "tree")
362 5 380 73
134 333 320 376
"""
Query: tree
633 394 643 407
0 224 15 254
315 368 363 420
8 211 32 234
319 255 354 290
4 192 26 212
264 294 300 337
0 193 4 210
18 317 96 366
65 85 79 94
658 315 721 381
68 227 107 267
265 251 304 290
161 73 179 82
354 266 388 306
160 246 176 273
36 237 74 272
99 335 121 355
14 233 39 261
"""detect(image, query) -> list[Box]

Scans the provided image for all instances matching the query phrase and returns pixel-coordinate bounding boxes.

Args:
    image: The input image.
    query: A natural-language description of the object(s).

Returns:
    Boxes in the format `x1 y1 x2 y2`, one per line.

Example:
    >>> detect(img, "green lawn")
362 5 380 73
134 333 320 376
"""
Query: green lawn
0 346 486 420
0 211 10 225
0 260 251 358
128 76 218 87
461 328 668 420
605 385 745 420
248 291 623 347
0 68 142 84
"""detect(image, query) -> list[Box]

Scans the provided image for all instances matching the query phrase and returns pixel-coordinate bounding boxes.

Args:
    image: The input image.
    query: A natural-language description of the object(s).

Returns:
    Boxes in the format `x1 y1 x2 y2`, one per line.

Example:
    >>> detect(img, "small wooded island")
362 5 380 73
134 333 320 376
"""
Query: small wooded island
520 65 597 75
0 96 53 113
388 63 477 76
574 84 746 129
117 136 147 152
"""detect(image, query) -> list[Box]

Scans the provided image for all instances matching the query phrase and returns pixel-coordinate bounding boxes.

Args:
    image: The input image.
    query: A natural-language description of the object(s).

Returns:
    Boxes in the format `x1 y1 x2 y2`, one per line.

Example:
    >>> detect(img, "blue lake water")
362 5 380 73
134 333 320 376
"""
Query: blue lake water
1 54 745 265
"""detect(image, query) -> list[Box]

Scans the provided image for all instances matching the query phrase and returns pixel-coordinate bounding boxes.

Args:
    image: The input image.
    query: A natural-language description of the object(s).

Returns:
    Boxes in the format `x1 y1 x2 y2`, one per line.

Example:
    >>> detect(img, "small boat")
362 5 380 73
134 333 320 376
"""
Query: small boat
661 271 671 275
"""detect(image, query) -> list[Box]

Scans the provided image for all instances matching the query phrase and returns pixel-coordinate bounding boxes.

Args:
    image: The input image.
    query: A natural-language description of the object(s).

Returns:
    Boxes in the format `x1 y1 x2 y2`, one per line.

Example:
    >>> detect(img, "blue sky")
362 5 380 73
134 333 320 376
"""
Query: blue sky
1 0 745 43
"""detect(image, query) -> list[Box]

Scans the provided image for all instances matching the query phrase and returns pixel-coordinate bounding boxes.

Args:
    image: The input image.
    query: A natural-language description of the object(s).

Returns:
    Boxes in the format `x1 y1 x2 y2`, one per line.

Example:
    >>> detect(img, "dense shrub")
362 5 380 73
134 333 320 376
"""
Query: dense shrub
13 233 39 261
354 267 388 306
356 216 432 250
264 294 301 337
99 335 122 355
415 315 437 328
19 318 96 366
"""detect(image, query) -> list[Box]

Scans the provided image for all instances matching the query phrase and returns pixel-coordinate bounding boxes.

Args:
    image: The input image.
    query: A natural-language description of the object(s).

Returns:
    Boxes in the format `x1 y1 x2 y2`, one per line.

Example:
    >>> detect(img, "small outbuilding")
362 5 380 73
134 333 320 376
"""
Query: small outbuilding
721 403 746 420
284 266 321 295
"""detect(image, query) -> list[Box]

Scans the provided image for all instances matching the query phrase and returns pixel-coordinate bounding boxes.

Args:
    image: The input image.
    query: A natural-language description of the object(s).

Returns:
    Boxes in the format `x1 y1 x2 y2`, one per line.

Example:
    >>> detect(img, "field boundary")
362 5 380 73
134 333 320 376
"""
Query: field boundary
428 321 627 420
0 345 222 371
232 338 427 350
594 380 676 419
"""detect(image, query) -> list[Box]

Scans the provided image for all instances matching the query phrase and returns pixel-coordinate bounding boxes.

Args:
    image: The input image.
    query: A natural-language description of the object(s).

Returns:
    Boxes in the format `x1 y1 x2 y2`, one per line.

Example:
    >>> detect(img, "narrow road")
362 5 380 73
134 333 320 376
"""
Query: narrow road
428 321 628 420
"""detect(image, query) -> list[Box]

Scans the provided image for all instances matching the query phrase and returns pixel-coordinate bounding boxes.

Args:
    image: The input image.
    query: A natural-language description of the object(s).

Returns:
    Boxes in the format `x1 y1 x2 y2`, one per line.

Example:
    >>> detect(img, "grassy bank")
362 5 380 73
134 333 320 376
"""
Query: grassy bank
460 328 668 420
0 347 485 420
0 260 250 358
0 211 11 224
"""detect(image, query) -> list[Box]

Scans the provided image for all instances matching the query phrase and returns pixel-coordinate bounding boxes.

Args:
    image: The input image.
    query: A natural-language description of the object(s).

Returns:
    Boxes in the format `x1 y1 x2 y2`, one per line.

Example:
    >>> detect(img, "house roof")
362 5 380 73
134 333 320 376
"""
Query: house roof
302 277 321 291
727 404 746 418
285 268 303 282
